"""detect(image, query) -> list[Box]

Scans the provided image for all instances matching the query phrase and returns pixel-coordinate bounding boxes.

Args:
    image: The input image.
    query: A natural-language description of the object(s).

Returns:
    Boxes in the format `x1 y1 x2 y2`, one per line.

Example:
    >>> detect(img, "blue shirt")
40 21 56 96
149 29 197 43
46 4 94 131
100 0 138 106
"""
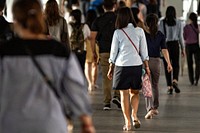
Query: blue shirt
109 23 149 66
145 31 167 57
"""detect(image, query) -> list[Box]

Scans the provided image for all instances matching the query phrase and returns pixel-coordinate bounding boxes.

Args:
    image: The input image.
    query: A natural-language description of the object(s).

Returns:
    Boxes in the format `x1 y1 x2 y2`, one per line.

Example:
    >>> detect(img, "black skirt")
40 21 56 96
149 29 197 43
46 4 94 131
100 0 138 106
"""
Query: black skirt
113 65 142 90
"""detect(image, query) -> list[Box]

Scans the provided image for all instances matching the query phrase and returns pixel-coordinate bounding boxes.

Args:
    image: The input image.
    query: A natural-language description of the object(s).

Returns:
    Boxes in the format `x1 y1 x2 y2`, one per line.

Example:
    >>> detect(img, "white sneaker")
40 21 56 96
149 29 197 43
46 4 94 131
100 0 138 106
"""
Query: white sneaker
152 109 159 115
145 110 153 119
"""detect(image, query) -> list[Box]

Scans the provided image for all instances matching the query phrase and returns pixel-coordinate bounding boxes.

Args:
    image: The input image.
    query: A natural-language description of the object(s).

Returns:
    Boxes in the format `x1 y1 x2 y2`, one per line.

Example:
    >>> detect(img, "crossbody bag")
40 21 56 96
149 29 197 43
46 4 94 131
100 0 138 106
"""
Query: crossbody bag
121 29 152 97
121 29 139 54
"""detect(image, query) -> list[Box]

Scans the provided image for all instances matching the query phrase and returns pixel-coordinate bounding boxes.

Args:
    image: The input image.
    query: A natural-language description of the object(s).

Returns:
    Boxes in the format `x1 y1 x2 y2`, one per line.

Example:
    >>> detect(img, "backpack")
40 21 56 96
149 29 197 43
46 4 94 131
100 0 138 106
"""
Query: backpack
69 23 85 53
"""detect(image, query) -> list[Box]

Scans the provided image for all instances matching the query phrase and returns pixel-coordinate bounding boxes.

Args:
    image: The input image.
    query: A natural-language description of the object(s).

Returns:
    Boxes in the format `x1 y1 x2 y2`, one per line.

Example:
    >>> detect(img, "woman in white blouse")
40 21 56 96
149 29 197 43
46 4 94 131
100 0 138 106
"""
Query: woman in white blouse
107 7 150 131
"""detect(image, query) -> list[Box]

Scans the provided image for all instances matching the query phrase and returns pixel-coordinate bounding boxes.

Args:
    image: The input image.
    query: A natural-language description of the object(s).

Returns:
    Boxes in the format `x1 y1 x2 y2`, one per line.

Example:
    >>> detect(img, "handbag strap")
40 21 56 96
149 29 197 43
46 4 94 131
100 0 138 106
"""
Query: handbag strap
24 47 70 119
121 29 139 54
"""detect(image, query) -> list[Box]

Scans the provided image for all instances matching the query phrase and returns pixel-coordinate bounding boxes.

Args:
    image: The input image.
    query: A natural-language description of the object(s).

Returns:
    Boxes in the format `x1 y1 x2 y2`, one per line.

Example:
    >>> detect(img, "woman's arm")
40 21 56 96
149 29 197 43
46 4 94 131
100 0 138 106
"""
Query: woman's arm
162 49 172 72
107 30 119 80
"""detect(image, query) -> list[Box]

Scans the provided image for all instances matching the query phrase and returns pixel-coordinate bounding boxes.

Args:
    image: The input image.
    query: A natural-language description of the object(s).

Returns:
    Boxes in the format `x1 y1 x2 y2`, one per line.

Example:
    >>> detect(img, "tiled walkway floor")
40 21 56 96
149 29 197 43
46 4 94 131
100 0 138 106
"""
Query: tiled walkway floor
73 64 200 133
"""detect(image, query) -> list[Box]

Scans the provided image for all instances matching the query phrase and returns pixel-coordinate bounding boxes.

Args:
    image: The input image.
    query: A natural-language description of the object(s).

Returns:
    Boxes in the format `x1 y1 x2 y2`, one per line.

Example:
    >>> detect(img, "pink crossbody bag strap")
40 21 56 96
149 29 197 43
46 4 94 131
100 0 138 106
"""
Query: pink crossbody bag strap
121 29 139 54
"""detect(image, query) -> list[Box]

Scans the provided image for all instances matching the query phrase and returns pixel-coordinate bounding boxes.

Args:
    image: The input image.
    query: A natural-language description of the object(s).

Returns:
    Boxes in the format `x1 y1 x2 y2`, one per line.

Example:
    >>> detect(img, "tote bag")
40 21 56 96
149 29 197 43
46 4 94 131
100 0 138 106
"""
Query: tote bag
142 74 152 98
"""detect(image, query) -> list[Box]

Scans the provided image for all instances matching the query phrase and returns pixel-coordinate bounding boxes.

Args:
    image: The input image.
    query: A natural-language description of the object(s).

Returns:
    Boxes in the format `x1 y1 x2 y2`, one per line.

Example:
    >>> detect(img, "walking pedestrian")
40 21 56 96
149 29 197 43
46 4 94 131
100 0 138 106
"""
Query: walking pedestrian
183 12 200 86
107 7 149 131
159 6 185 94
144 14 172 119
90 0 121 110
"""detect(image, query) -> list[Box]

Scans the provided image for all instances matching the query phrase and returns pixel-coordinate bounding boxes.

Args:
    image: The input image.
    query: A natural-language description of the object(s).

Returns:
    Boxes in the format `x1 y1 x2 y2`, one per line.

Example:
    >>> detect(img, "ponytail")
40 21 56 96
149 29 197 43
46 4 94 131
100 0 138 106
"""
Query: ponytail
12 0 45 34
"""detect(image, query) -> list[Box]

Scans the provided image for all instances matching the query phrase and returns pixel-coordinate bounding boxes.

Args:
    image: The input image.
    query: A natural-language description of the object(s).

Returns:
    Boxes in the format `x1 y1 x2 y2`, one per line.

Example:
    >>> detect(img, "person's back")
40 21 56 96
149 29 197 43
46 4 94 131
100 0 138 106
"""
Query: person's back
0 39 69 132
68 9 90 72
158 6 184 94
47 16 67 41
90 0 121 111
92 12 116 53
183 12 200 86
0 0 95 132
143 13 172 119
45 0 69 45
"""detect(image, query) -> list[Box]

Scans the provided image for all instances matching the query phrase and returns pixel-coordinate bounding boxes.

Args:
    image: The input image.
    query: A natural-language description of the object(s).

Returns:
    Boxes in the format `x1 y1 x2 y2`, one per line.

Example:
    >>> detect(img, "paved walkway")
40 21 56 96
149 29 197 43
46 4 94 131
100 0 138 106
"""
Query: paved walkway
73 63 200 133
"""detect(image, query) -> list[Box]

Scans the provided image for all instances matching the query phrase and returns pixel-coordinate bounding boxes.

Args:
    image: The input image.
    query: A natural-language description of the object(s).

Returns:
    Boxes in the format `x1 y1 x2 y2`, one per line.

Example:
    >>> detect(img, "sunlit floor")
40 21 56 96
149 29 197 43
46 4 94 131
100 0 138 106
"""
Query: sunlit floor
72 63 200 133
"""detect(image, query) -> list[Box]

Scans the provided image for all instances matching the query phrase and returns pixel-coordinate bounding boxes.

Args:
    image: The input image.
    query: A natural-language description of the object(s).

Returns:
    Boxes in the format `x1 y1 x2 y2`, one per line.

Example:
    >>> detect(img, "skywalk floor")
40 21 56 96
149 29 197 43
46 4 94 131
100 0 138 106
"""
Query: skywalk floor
73 65 200 133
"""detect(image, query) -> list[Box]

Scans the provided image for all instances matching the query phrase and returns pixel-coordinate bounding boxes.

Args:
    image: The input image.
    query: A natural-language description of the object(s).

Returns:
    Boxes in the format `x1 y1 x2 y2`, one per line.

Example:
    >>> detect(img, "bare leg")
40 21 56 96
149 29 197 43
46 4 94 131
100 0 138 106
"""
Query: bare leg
120 90 131 126
91 62 98 87
85 62 93 92
130 89 140 121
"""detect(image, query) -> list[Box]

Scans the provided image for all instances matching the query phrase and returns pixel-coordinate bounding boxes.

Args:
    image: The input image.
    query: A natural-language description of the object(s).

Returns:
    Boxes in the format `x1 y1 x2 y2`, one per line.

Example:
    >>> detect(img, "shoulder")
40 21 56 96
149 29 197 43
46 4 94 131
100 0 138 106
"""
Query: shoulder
134 26 144 33
157 31 165 39
159 18 164 24
184 24 190 29
114 29 121 34
0 38 70 58
176 19 183 26
96 12 116 22
157 31 165 36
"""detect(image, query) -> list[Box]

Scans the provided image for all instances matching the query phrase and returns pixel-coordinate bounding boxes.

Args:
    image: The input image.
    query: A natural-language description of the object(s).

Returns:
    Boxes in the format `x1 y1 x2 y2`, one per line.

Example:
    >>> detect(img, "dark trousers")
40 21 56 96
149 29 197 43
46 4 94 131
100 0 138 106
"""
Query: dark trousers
74 51 86 73
163 41 180 86
186 43 200 84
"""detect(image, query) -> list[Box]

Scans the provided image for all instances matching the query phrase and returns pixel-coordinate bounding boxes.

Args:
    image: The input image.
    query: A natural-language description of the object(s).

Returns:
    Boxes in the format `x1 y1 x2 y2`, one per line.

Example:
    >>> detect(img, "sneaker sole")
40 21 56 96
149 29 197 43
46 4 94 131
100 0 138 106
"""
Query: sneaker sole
103 107 111 110
112 98 121 109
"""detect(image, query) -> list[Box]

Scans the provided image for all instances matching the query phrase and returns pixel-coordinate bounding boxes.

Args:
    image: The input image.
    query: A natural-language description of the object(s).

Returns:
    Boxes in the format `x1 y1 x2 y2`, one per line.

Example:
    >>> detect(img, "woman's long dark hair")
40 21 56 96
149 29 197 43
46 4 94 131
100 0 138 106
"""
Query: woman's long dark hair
131 7 140 24
146 13 158 37
115 7 137 29
164 6 176 26
44 0 60 26
69 9 82 27
189 12 198 28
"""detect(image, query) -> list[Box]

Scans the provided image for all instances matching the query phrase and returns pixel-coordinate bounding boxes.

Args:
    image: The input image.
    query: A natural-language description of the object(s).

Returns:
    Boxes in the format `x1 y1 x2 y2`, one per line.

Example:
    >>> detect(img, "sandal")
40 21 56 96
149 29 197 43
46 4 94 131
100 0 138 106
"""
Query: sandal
123 125 131 131
133 120 141 129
